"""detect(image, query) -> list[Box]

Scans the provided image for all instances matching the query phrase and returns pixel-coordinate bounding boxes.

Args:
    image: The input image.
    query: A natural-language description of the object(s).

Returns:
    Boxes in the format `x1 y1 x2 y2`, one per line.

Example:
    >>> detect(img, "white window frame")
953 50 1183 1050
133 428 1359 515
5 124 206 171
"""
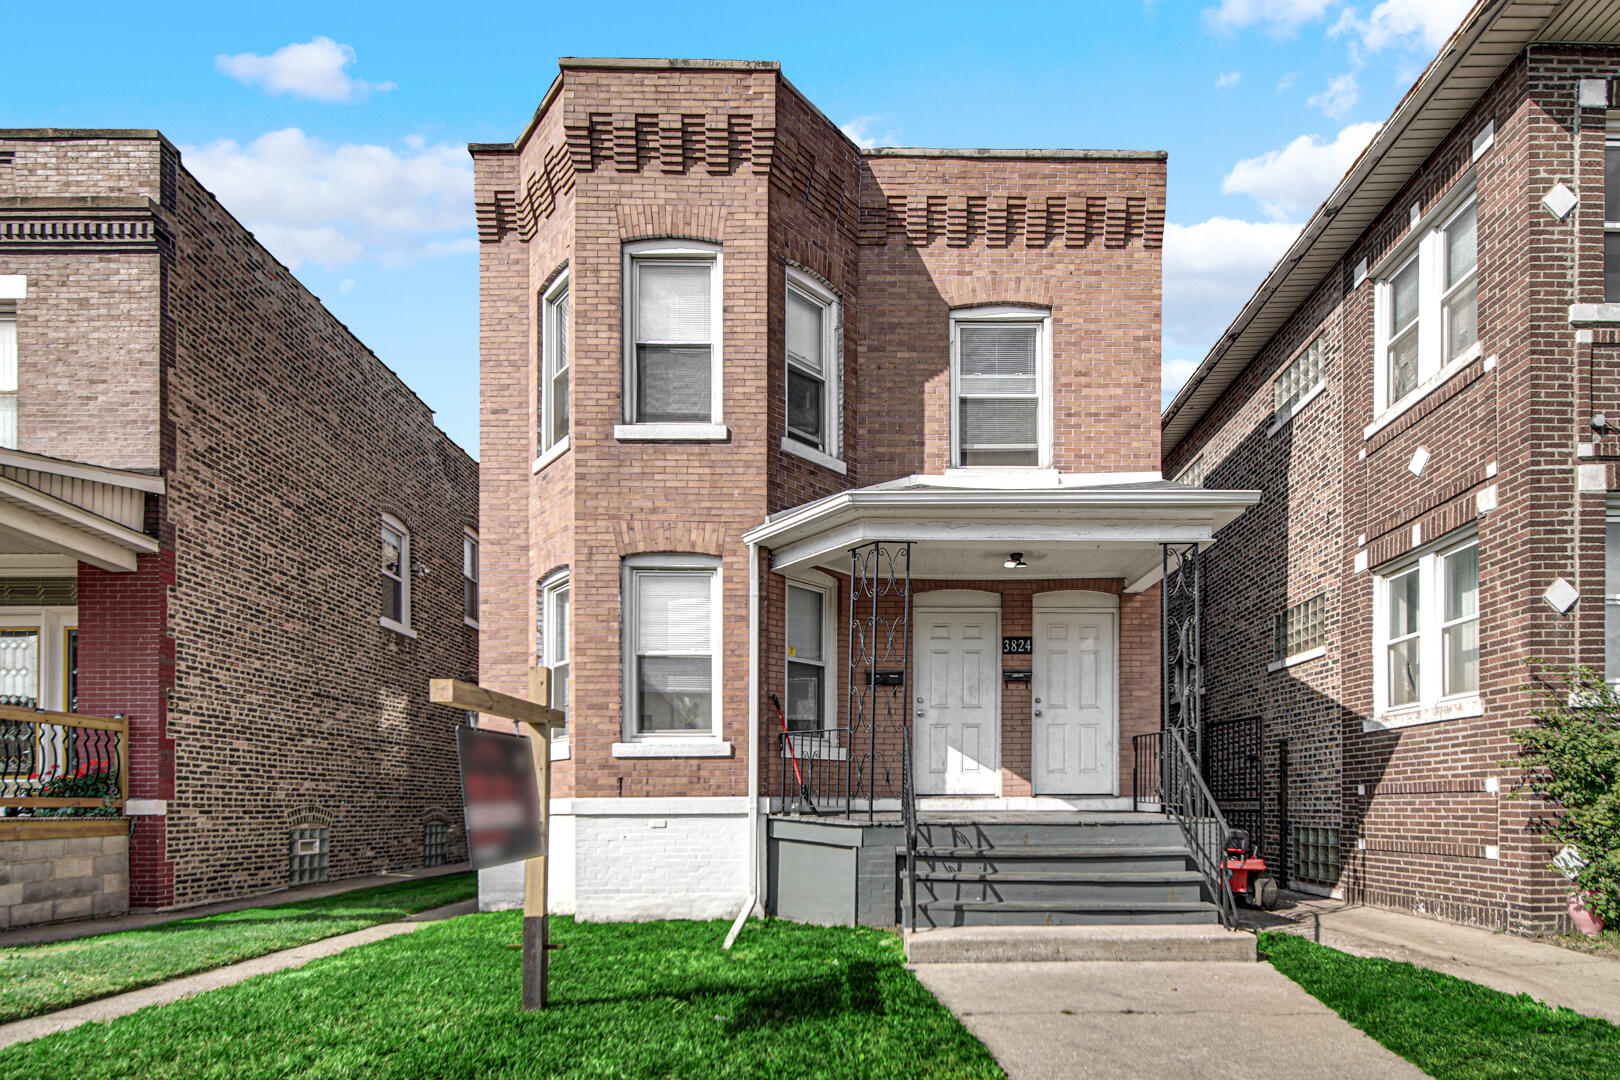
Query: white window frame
0 303 17 451
536 270 570 470
948 305 1053 470
783 574 839 747
540 568 570 758
462 530 479 629
1370 187 1481 426
1605 118 1620 303
782 268 843 469
617 239 726 439
1370 532 1481 729
380 513 414 637
619 553 723 743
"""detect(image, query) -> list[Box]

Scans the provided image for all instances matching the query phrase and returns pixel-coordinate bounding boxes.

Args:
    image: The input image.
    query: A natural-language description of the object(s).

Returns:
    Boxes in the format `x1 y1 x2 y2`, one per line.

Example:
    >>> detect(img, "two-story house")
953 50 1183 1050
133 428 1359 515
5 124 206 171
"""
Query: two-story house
1161 0 1620 934
0 130 478 925
474 59 1258 926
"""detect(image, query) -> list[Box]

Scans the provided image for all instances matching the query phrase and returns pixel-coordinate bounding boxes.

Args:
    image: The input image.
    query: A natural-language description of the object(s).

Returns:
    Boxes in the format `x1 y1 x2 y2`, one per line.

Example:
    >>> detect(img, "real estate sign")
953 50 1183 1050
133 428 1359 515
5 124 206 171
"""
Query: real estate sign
456 726 544 869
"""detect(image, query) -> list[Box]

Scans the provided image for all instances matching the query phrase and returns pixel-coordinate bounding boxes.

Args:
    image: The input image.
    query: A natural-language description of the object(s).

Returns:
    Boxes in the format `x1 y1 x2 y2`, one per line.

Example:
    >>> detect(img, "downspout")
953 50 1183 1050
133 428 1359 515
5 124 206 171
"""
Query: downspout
745 539 763 916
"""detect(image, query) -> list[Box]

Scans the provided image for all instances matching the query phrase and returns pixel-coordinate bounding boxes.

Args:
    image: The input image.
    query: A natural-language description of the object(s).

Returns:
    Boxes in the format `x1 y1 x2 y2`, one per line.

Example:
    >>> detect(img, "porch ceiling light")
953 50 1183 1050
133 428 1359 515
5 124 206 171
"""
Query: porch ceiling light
1003 553 1027 570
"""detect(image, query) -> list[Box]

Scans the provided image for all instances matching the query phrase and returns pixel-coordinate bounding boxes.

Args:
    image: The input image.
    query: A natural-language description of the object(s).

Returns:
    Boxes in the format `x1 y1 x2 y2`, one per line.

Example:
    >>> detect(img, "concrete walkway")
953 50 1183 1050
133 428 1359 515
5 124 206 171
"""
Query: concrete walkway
0 862 471 949
0 898 476 1049
915 959 1430 1080
1242 892 1620 1024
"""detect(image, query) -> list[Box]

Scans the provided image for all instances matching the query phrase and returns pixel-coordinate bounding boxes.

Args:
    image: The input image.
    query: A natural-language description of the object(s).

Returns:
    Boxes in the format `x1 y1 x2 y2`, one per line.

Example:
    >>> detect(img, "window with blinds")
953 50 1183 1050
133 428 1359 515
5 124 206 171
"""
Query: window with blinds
628 564 716 734
0 310 16 450
541 277 569 452
954 317 1042 467
630 257 715 423
786 286 829 451
786 583 829 733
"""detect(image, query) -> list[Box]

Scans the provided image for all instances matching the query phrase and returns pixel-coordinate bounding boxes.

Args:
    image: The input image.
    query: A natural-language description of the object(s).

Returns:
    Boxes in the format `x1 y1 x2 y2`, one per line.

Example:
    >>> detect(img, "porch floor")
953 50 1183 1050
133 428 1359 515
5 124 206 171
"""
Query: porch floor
767 810 1167 826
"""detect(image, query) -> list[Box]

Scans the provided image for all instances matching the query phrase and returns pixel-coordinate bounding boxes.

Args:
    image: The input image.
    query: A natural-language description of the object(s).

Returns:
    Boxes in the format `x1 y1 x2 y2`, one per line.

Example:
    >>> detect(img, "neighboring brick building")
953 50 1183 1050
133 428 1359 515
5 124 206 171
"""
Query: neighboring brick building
474 59 1255 922
0 129 478 916
1162 1 1620 933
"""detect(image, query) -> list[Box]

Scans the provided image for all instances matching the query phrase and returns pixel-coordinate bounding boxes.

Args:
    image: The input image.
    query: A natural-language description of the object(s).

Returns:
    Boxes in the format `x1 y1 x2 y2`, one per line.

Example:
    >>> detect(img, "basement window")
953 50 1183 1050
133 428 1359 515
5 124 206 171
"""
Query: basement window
1293 826 1340 884
423 822 447 867
290 828 330 885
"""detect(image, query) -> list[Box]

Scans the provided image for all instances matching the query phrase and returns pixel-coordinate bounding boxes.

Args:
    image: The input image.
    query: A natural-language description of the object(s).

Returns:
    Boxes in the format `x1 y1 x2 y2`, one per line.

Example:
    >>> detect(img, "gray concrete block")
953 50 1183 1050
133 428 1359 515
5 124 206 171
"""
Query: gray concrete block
52 895 94 921
22 877 100 904
100 874 128 895
103 836 128 854
92 891 128 917
10 900 53 926
63 838 104 856
9 839 64 859
0 864 9 886
0 883 23 907
51 856 95 880
11 861 54 884
92 854 126 876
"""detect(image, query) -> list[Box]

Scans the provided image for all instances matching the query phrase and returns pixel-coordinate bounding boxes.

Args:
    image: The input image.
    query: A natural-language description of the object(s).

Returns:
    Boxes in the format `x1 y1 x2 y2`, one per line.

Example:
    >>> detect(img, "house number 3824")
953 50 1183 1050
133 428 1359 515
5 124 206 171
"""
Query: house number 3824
1002 636 1033 655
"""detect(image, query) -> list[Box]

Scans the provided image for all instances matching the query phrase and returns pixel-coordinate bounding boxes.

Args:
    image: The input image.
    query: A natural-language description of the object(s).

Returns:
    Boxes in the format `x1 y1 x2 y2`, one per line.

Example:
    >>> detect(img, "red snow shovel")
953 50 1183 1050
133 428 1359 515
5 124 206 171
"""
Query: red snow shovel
771 693 819 816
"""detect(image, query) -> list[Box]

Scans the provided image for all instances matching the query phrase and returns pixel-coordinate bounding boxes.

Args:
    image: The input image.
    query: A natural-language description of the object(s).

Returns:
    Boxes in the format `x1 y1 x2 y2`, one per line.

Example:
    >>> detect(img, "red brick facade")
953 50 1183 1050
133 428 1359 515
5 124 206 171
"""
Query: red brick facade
0 130 479 908
1163 46 1620 933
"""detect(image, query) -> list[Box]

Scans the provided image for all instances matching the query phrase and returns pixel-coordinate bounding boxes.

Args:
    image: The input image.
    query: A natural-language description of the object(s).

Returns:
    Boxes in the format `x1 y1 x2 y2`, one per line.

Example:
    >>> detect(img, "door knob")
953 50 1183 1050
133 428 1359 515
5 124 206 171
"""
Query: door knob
1034 709 1043 717
916 709 925 717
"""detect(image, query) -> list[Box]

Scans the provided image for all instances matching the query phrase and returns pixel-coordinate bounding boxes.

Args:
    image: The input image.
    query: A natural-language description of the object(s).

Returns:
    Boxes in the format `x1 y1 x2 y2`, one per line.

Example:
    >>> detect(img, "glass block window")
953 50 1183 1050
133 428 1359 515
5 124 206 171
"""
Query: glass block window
1293 826 1341 884
1178 456 1205 488
1274 335 1327 417
1273 594 1326 661
290 827 330 885
424 822 447 867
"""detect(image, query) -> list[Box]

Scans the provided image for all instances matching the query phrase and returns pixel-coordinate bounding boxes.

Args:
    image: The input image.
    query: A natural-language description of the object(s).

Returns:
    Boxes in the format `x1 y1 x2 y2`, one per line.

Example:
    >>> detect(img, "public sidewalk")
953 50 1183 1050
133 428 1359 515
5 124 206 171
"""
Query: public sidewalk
0 861 471 949
0 898 476 1049
914 959 1429 1080
1241 891 1620 1025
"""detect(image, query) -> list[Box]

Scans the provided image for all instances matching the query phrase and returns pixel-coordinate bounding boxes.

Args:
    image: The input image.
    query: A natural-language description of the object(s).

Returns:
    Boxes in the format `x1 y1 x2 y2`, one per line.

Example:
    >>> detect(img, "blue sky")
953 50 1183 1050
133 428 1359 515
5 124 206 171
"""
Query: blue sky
2 0 1472 457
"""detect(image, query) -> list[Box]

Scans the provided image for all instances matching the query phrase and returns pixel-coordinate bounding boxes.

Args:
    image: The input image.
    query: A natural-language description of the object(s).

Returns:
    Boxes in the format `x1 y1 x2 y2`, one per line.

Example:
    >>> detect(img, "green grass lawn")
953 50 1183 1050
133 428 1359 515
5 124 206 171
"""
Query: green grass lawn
0 913 1003 1080
0 872 475 1023
1260 931 1620 1080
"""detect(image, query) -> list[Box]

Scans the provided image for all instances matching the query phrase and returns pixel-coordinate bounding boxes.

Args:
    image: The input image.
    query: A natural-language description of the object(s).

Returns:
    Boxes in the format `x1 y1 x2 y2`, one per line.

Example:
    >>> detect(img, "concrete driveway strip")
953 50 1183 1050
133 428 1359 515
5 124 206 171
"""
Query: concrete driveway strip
914 960 1430 1080
0 898 475 1050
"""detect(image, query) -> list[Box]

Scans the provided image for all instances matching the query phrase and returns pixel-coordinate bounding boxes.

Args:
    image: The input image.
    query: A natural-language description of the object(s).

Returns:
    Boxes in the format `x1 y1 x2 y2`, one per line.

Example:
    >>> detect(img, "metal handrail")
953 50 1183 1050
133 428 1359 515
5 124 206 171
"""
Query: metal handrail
1161 728 1236 929
901 724 917 931
1131 731 1162 810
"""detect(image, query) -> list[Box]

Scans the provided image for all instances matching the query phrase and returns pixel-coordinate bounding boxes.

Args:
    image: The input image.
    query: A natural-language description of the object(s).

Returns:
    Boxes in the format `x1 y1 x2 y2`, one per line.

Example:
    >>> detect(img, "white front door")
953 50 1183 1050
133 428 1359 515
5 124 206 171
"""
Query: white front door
1032 610 1116 795
914 607 999 796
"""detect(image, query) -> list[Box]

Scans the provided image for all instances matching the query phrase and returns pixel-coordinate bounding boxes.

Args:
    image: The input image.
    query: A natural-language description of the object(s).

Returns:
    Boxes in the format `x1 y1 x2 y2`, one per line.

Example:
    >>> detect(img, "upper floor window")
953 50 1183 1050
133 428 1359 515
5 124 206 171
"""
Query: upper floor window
1607 120 1620 301
622 555 720 737
950 306 1051 468
1374 534 1478 716
1274 335 1327 421
623 240 722 427
540 272 569 456
0 306 16 449
785 269 840 458
1376 194 1478 412
462 531 479 626
540 569 570 744
380 514 412 634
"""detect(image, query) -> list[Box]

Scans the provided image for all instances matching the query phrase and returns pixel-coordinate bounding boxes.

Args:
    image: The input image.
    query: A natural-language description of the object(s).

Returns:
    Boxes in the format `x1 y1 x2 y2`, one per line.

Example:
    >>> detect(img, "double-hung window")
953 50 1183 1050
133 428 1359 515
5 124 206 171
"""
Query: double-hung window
540 273 569 457
785 581 834 735
623 240 723 428
462 531 479 626
1606 499 1620 685
1376 194 1479 413
1606 121 1620 301
0 306 16 449
540 570 569 747
785 269 839 458
623 556 720 737
380 515 411 634
1374 534 1479 719
951 307 1051 468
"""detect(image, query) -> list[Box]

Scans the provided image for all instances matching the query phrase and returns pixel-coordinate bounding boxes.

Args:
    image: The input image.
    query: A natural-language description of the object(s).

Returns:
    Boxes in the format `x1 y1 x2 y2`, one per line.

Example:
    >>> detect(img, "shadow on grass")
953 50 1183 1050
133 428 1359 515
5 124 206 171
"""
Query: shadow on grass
727 959 885 1033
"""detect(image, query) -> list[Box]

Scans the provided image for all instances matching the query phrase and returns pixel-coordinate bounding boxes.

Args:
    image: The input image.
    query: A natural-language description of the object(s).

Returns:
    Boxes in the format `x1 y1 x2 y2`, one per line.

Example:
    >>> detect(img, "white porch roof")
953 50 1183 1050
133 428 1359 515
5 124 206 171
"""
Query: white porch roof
743 472 1260 590
0 448 162 573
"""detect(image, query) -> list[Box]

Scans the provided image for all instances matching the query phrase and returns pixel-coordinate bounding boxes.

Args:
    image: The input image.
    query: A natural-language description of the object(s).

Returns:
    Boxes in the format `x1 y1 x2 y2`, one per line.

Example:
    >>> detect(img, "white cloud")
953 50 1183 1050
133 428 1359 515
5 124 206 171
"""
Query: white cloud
1203 0 1334 35
338 278 356 294
1277 72 1300 91
1222 121 1380 219
181 128 473 270
1331 0 1472 52
1162 217 1305 400
1307 72 1360 118
840 116 900 149
215 37 396 103
1216 71 1242 89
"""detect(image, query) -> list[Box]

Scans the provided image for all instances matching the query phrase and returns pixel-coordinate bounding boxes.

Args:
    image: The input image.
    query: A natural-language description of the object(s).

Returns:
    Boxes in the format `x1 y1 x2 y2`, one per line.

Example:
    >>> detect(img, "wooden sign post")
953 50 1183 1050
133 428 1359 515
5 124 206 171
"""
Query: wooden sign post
433 669 562 1010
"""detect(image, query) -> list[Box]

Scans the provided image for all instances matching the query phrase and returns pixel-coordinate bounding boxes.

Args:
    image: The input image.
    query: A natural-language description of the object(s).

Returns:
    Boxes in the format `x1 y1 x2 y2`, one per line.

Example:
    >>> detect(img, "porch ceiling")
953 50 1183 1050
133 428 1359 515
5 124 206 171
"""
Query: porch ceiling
744 474 1260 589
0 452 161 572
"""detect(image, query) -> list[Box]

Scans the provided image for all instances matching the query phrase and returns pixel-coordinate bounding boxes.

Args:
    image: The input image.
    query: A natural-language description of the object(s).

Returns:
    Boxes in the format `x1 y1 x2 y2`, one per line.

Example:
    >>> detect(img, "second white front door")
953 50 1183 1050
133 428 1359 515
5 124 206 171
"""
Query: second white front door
914 607 999 796
1032 610 1116 795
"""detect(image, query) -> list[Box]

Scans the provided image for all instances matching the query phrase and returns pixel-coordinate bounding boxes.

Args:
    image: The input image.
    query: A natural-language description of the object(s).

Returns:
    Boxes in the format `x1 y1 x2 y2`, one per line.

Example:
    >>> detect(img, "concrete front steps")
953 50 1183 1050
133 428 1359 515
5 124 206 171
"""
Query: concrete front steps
907 815 1223 928
904 924 1257 964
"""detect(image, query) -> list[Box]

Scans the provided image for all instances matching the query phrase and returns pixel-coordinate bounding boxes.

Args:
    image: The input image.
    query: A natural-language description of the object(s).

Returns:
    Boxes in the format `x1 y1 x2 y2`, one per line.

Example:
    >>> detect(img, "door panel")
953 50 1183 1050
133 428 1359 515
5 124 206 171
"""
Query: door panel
914 608 999 795
1032 610 1116 795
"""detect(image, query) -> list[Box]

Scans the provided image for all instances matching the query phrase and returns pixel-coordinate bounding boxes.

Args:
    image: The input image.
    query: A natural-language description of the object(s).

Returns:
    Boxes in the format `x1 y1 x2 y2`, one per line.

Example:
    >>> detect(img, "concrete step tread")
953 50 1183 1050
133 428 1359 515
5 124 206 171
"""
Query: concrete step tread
918 899 1217 913
916 870 1205 884
904 923 1257 964
911 845 1192 859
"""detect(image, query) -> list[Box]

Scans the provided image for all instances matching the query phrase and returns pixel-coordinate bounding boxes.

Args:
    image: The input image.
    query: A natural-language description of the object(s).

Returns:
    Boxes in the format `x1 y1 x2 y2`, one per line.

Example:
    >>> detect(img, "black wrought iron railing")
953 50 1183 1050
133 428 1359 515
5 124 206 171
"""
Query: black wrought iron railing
1131 731 1162 810
0 705 128 818
1161 728 1236 929
775 727 850 812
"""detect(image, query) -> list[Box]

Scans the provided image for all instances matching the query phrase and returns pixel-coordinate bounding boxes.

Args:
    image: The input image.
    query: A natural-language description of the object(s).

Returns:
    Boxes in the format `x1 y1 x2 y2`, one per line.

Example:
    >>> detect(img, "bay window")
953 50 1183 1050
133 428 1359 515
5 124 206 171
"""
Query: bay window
950 306 1051 468
623 556 720 737
1375 193 1479 415
539 273 569 457
540 570 569 748
784 269 840 459
1374 534 1479 721
622 240 722 429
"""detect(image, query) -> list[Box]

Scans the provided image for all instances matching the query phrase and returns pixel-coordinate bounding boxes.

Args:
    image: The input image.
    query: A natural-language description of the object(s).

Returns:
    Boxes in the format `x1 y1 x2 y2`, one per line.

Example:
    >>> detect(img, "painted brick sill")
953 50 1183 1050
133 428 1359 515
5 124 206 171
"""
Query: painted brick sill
1266 646 1326 673
613 423 730 442
611 740 734 758
532 437 570 473
1362 695 1483 733
779 436 847 474
378 617 417 639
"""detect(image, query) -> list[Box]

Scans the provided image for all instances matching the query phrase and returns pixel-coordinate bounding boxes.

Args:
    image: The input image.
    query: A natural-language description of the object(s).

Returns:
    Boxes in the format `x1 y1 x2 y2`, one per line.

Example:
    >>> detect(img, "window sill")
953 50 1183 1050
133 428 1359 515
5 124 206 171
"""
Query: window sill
1363 694 1483 733
551 738 570 761
613 423 730 442
1364 344 1482 441
779 437 847 474
1569 303 1620 326
611 740 734 758
1267 645 1326 673
379 617 417 639
1266 383 1326 439
533 436 570 473
463 617 480 630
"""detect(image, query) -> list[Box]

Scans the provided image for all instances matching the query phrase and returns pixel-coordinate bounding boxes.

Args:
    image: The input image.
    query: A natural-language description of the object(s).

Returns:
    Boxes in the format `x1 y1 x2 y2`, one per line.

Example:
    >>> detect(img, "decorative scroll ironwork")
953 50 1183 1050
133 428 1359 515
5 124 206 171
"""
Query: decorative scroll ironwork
1203 716 1263 848
846 541 912 821
0 706 127 816
1161 542 1203 763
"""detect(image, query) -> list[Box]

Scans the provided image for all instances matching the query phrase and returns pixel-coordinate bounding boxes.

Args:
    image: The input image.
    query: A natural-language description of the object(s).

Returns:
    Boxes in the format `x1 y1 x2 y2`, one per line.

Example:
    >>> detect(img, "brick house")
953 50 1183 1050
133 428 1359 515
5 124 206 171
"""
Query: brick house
474 59 1257 925
1161 0 1620 933
0 130 478 921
